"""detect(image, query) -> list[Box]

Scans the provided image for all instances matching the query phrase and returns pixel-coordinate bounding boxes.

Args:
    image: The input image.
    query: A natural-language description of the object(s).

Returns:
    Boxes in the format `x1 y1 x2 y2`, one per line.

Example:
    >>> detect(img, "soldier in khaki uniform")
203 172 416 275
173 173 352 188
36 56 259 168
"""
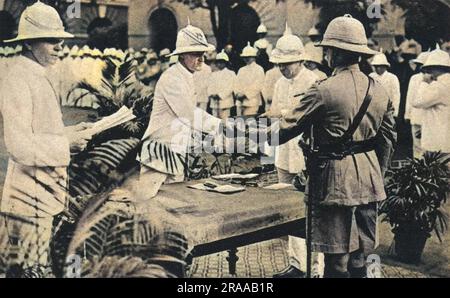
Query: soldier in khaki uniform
269 15 396 278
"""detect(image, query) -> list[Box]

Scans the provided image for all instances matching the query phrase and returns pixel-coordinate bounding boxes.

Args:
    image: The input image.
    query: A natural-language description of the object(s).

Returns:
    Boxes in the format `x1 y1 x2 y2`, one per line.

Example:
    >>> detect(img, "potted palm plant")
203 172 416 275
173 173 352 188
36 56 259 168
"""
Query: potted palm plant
380 151 450 264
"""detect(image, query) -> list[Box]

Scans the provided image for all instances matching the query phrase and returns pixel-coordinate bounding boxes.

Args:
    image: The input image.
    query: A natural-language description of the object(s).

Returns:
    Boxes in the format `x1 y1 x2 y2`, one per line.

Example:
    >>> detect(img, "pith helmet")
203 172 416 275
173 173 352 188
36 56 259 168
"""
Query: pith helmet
412 50 430 65
159 48 171 57
371 52 390 67
169 23 215 56
240 42 258 58
307 26 320 37
254 38 270 50
422 46 450 69
317 14 378 56
216 49 229 62
5 1 73 43
257 23 268 34
169 55 179 66
302 42 323 64
270 25 304 64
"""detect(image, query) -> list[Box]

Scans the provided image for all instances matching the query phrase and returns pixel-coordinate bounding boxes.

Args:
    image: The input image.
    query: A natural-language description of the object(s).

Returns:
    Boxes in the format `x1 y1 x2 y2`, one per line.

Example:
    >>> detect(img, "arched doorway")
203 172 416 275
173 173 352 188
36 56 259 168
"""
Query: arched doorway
87 17 113 50
148 8 177 53
0 10 15 43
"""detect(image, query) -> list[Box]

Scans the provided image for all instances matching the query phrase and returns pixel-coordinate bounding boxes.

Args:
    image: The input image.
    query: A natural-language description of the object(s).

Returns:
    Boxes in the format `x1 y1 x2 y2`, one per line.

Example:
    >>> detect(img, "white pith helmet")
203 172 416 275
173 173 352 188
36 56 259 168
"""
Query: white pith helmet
5 1 73 43
169 20 215 56
270 24 304 64
240 42 258 58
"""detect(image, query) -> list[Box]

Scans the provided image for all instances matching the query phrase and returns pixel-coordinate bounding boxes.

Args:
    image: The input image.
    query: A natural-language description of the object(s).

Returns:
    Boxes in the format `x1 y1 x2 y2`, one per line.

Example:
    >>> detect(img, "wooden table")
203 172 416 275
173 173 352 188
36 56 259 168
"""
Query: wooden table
134 180 306 275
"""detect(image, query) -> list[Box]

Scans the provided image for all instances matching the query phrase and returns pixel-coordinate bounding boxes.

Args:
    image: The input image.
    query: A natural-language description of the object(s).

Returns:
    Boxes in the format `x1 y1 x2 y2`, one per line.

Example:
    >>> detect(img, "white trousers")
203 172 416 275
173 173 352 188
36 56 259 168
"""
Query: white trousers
277 167 324 276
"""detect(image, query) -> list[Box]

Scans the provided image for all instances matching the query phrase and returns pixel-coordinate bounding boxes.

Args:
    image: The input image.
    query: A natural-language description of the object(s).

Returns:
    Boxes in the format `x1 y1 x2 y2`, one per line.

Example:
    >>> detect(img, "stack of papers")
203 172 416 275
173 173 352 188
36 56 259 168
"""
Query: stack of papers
188 181 246 194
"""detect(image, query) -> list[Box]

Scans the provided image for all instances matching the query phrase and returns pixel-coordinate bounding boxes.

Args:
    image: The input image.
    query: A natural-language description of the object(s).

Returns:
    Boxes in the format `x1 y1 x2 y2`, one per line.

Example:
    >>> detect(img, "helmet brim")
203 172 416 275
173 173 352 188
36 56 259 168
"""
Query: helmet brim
4 31 74 43
168 44 215 57
317 39 378 56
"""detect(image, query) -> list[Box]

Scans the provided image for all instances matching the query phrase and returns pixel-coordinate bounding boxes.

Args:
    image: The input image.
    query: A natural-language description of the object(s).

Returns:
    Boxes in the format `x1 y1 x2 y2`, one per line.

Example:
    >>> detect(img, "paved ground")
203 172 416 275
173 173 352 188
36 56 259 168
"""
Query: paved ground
187 239 432 278
0 107 448 278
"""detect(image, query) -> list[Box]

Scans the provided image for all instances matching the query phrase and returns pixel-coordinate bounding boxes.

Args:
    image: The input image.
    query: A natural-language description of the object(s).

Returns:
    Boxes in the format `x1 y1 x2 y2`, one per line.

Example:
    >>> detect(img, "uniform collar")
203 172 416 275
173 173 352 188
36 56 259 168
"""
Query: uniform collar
176 62 194 79
332 63 360 76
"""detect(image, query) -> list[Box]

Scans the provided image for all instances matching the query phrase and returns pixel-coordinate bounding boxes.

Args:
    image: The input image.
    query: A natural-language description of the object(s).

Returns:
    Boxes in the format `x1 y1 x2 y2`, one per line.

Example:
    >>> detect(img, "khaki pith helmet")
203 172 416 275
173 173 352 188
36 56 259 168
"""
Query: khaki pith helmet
317 14 378 56
5 1 73 43
169 23 215 56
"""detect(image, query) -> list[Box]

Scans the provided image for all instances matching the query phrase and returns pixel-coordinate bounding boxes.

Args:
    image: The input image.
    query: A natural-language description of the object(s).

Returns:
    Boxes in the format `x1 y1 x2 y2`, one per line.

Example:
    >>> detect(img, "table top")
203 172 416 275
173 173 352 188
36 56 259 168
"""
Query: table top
132 180 305 247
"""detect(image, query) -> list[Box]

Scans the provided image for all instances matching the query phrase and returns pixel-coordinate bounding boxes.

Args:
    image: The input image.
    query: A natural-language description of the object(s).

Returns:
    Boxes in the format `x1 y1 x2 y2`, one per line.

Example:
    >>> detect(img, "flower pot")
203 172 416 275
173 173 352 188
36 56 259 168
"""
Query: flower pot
392 230 429 264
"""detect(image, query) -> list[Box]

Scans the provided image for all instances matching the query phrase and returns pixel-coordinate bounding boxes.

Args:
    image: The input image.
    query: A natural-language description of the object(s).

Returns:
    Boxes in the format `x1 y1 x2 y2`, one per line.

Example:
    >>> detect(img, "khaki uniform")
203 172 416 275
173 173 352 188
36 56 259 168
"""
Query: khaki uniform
272 64 396 253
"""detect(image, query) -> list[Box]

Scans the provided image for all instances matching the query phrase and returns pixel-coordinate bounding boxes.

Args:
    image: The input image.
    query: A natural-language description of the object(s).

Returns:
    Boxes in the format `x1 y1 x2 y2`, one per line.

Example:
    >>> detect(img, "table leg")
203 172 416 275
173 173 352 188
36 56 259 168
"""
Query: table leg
226 247 239 276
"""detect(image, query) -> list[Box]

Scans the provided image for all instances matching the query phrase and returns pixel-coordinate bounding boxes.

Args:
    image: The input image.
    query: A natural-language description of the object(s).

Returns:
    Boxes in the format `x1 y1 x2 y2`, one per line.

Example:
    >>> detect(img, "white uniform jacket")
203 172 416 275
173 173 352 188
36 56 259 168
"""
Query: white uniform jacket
271 67 318 173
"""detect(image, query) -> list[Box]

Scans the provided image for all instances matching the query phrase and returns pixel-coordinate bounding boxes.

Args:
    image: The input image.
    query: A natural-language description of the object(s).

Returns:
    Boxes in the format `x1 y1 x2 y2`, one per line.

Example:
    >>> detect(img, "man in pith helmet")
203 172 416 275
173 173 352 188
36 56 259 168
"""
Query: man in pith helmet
136 23 224 199
0 1 92 276
268 15 396 278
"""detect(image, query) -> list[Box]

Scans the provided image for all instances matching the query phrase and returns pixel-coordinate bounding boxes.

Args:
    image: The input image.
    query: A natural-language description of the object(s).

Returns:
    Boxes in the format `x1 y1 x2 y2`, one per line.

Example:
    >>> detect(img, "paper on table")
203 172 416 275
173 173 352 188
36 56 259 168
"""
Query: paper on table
263 183 296 190
188 182 246 194
212 173 259 180
84 106 136 136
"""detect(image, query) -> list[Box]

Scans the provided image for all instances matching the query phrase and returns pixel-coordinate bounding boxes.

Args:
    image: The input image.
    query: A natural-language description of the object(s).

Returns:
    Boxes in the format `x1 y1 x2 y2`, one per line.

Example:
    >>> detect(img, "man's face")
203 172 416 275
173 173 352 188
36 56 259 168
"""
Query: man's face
375 65 388 75
215 60 226 70
422 67 447 82
180 52 205 73
279 61 302 79
27 38 63 67
243 57 255 65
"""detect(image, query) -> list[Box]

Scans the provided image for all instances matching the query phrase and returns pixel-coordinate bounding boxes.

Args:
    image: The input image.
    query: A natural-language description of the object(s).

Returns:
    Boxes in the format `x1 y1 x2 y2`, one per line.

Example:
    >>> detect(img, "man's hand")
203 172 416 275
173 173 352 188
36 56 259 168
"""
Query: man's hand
68 130 92 152
66 122 94 134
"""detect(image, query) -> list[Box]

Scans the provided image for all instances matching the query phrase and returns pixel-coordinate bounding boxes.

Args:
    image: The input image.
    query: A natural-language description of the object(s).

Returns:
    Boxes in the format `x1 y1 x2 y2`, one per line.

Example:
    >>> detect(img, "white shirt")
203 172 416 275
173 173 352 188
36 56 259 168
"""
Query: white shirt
0 56 70 167
370 71 401 117
234 62 265 107
208 67 236 110
413 73 450 153
193 63 212 104
405 73 427 125
262 67 282 104
141 62 222 155
271 67 318 173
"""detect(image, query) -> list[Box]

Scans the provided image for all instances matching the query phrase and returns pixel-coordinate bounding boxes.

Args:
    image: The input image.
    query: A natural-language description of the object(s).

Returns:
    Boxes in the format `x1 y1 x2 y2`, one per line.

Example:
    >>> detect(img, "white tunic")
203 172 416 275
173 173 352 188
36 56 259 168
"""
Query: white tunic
193 63 212 105
369 71 401 117
262 66 282 104
207 67 236 110
271 67 318 173
141 62 222 156
405 73 426 125
413 73 450 153
234 62 265 107
0 56 70 217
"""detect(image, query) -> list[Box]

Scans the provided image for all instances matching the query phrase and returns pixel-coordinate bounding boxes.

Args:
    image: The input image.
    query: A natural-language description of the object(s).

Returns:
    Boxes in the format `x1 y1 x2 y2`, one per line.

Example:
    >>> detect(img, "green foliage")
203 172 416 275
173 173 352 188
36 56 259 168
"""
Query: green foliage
380 152 450 241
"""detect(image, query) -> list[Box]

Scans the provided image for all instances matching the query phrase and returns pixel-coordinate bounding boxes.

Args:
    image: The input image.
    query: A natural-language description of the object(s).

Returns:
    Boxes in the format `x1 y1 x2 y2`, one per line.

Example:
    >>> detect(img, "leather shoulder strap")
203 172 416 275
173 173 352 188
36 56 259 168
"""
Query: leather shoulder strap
341 76 375 142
